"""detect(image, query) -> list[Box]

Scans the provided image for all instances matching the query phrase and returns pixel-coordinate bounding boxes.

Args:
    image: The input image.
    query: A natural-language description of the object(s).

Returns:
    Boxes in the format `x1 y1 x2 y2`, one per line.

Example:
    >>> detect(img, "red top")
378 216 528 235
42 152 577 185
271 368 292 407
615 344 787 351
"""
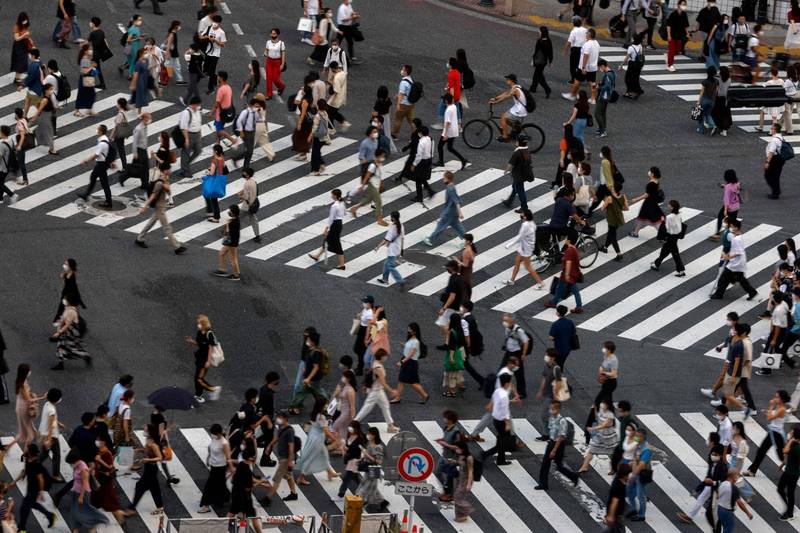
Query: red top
447 68 461 102
560 244 581 282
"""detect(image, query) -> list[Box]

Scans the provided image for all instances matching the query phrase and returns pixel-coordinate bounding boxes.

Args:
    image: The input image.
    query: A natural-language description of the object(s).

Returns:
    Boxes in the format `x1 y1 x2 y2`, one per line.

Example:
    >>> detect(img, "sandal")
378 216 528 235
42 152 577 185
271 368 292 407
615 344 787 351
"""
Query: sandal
150 508 164 516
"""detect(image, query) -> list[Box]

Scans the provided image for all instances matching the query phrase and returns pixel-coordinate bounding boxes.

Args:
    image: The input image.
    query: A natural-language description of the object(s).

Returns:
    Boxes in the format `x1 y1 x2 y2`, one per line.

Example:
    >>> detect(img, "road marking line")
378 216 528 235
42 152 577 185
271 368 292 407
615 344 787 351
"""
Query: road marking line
232 23 243 35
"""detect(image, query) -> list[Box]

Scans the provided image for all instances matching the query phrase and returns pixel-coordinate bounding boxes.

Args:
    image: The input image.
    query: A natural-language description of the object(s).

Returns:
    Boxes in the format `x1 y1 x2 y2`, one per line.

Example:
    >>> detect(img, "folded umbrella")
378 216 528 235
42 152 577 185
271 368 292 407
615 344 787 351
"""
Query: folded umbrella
148 386 198 411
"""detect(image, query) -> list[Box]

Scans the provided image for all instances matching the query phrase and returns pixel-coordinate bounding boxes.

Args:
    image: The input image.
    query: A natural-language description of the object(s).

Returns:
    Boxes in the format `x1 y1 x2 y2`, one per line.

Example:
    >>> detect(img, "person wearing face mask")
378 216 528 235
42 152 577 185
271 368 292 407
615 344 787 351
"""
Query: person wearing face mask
289 330 329 414
266 411 300 501
295 397 340 486
263 28 286 100
536 400 579 490
578 399 617 473
469 356 519 442
12 443 57 531
665 0 690 71
353 296 375 375
535 349 563 439
702 312 739 401
746 25 765 83
695 0 722 62
356 428 387 511
92 434 125 525
504 208 546 290
309 188 346 269
184 314 220 403
202 15 226 95
330 370 358 450
181 44 204 105
727 422 753 500
714 405 733 447
323 38 348 76
350 147 387 226
392 322 430 404
198 423 232 513
353 349 400 432
37 388 65 482
338 421 365 497
307 8 340 66
434 410 462 502
75 44 97 116
123 427 165 518
745 389 790 477
212 204 241 281
326 62 351 131
435 93 468 169
50 292 90 371
677 444 728 525
624 428 652 522
336 0 361 64
778 426 800 520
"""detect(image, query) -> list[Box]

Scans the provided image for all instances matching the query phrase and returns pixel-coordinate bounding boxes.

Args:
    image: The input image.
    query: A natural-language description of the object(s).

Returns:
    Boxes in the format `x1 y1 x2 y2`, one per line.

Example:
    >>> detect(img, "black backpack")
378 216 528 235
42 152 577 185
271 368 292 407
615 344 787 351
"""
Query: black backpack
220 105 236 124
1 141 18 174
516 86 536 113
463 315 484 356
461 67 475 90
287 92 299 112
55 73 71 102
405 78 423 104
508 325 533 356
101 139 118 163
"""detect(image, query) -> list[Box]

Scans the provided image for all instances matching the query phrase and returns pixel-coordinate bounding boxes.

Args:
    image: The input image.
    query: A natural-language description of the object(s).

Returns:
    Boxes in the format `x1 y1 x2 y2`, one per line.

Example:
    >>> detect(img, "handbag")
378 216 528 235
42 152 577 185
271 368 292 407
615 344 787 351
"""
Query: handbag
20 131 36 151
209 343 225 366
248 198 260 214
82 75 97 88
168 149 177 164
350 318 360 336
533 50 547 67
162 446 174 461
690 103 702 121
114 117 132 140
202 174 227 199
351 25 365 42
570 332 580 351
553 377 571 402
297 17 314 32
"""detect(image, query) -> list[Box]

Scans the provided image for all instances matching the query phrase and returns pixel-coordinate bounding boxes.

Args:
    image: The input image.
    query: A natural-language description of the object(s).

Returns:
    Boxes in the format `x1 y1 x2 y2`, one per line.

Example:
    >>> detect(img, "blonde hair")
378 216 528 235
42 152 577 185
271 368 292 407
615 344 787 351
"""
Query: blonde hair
197 314 211 330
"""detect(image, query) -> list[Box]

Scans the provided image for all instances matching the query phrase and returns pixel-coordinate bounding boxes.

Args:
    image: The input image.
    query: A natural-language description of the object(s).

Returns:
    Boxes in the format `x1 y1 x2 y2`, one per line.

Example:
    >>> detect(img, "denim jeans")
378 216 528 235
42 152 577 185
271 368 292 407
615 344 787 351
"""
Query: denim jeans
52 16 82 41
508 181 528 210
429 213 465 241
717 507 735 533
705 37 720 70
699 98 716 132
551 280 582 307
626 476 646 517
382 256 404 284
292 360 306 396
573 117 587 145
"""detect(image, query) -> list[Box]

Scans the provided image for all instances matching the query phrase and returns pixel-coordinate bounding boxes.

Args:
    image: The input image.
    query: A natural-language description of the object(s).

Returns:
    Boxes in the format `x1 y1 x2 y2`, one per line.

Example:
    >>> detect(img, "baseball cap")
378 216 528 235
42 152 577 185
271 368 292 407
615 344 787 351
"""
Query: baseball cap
361 295 375 304
504 73 518 83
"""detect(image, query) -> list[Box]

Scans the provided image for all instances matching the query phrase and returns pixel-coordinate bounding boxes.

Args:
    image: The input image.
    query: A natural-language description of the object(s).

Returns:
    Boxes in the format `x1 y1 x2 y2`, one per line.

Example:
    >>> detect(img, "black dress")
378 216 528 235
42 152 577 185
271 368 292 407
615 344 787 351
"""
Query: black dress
636 180 665 224
229 462 256 515
10 38 28 75
54 273 85 322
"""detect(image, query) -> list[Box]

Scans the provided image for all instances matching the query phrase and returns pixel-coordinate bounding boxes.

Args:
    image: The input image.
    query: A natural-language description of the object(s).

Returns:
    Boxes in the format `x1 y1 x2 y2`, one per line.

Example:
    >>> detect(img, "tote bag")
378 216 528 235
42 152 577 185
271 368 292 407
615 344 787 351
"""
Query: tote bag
201 174 226 199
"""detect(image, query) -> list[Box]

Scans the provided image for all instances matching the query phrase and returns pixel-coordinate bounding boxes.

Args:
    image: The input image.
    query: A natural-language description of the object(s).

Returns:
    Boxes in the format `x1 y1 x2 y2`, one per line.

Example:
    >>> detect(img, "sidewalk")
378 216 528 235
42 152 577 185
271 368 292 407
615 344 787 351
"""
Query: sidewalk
441 0 791 51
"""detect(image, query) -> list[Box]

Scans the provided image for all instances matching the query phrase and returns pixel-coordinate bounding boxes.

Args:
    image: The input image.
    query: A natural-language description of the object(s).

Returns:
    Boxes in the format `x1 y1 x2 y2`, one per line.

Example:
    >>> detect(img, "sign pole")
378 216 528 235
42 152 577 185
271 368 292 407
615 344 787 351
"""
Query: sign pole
407 495 415 533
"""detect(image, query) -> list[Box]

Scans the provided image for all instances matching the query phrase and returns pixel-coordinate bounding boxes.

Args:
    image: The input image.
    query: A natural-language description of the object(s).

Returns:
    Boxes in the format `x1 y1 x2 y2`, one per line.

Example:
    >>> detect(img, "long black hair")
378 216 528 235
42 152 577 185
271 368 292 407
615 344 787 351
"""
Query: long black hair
390 210 402 239
250 59 261 87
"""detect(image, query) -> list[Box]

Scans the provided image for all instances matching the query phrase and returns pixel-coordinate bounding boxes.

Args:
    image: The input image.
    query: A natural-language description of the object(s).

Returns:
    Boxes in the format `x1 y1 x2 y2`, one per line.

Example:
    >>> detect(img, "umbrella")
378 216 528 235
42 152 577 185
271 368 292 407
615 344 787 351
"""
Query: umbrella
148 386 198 411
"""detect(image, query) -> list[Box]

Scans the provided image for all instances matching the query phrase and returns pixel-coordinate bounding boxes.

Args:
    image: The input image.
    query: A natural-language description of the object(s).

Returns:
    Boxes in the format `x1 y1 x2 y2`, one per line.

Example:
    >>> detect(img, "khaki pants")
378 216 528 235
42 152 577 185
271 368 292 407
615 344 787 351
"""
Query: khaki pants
392 103 415 137
785 102 796 134
138 204 180 248
356 183 382 219
219 245 240 274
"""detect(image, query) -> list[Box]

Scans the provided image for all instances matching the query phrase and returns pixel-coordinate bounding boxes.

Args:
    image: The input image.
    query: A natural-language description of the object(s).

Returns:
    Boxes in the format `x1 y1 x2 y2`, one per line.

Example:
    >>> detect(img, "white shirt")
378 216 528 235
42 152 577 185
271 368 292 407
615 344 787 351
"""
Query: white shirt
327 200 345 227
384 224 403 257
207 436 229 467
206 26 226 58
509 85 528 118
197 16 214 38
510 220 537 257
180 107 202 132
491 387 511 420
717 416 733 446
773 300 790 328
264 39 285 60
95 135 110 162
413 135 433 166
337 2 355 26
766 134 783 157
235 107 257 132
746 35 759 58
305 0 320 16
727 234 748 272
581 40 601 72
495 367 514 390
568 27 588 48
324 47 348 72
785 78 798 97
117 401 132 420
367 162 382 189
664 212 682 235
443 104 460 138
38 402 59 437
359 307 374 327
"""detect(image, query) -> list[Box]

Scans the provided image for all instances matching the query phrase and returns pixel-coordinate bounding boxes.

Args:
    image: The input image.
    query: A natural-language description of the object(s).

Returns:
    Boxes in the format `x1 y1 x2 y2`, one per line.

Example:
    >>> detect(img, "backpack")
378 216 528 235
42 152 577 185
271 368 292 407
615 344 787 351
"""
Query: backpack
318 348 331 376
611 163 624 185
463 315 484 356
508 325 533 356
482 372 496 398
515 85 536 113
405 77 423 104
779 138 796 161
101 139 118 163
419 342 428 359
54 72 71 102
631 45 645 68
220 105 236 124
1 141 18 174
461 67 475 90
120 26 129 47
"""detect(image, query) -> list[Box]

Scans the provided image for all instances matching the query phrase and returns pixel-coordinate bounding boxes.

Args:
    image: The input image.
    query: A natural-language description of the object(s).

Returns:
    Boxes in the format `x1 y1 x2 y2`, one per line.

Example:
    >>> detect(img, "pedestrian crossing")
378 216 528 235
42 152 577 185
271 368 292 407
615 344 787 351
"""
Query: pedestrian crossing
598 45 800 147
0 83 794 353
2 411 795 532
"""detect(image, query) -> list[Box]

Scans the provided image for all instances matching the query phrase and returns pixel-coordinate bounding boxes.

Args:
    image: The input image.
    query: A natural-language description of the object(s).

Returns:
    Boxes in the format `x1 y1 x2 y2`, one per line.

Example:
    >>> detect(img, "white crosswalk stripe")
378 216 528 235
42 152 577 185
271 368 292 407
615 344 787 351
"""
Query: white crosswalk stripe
1 414 795 531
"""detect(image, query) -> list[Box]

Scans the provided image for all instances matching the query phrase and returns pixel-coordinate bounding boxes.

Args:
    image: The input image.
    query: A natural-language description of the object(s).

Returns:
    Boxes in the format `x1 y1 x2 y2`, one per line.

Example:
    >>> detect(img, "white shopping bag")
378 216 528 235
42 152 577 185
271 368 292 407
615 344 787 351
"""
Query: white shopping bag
297 17 313 32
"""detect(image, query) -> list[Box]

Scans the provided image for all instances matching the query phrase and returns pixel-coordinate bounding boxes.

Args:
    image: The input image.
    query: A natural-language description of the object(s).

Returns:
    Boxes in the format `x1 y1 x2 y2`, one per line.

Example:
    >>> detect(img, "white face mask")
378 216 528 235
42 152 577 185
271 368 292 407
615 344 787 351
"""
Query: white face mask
511 365 520 373
446 63 450 70
679 5 686 11
95 441 103 448
726 320 733 327
347 427 354 433
276 418 285 427
370 133 379 140
184 53 192 61
715 414 724 421
543 355 550 364
625 429 634 437
212 23 220 30
62 298 68 306
197 323 202 330
362 303 369 309
306 340 312 348
62 263 69 272
503 321 512 329
602 347 608 355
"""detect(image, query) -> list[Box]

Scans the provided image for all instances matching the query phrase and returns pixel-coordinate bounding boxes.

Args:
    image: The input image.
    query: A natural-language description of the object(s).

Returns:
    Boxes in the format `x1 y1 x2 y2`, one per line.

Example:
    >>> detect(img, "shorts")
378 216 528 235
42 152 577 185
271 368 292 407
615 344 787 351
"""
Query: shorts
745 55 758 68
274 458 293 481
721 375 740 398
214 119 225 132
576 70 598 84
435 308 456 327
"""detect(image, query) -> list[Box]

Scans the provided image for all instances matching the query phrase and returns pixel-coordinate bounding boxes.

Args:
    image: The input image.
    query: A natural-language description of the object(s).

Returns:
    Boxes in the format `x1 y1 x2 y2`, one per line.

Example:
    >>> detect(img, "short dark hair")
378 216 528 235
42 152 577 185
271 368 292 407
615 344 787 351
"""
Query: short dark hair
403 64 413 74
46 388 62 403
443 410 459 423
30 48 40 59
81 411 96 425
120 374 134 386
499 373 513 386
556 305 568 317
91 17 101 26
265 371 280 384
618 400 632 412
189 96 202 106
339 355 353 368
98 124 108 135
0 125 10 137
243 167 254 178
375 149 386 158
211 15 222 23
616 463 632 477
271 27 281 35
443 93 454 104
597 58 608 68
245 388 258 402
217 70 228 82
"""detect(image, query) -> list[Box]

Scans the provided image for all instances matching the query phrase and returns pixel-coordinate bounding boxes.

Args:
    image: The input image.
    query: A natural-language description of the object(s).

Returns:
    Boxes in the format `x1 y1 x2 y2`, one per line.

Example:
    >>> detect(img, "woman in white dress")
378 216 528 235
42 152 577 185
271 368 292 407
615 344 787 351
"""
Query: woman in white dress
505 208 545 289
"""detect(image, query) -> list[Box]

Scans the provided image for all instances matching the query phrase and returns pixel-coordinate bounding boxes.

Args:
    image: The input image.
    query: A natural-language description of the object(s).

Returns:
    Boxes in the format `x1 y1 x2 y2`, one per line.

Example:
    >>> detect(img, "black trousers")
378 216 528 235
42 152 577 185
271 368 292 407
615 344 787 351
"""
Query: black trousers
204 56 219 93
643 16 658 46
328 105 346 125
19 490 54 530
135 147 149 188
736 377 757 410
530 65 551 96
538 440 578 488
712 268 758 299
131 463 163 509
310 136 324 172
653 235 684 272
85 161 111 203
115 136 128 172
765 157 785 197
484 418 512 463
501 350 526 397
604 225 621 254
463 355 484 388
238 130 256 169
338 470 361 497
716 206 739 233
779 471 799 516
413 159 433 199
339 25 356 59
555 350 570 372
569 47 581 83
205 197 220 220
437 137 466 166
749 429 785 475
39 437 61 477
353 325 367 372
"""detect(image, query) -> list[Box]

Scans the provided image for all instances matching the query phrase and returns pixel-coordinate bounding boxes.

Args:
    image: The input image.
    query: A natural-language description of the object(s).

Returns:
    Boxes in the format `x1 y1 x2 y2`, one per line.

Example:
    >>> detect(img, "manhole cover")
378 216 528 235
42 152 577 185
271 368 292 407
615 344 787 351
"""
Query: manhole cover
78 196 144 218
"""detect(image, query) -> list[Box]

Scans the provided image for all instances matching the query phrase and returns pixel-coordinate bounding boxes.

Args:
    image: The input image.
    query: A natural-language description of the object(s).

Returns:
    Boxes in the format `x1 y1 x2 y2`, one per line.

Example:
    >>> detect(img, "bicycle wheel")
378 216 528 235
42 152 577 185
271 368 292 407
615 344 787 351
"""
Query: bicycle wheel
521 124 546 154
532 254 553 274
577 235 599 268
462 119 494 150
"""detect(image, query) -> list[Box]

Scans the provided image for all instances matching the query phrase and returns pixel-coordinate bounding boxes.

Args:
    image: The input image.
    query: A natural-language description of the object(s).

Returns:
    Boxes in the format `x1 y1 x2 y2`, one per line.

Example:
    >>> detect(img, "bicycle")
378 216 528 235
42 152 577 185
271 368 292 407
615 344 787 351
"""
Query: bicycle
462 103 546 154
532 221 599 273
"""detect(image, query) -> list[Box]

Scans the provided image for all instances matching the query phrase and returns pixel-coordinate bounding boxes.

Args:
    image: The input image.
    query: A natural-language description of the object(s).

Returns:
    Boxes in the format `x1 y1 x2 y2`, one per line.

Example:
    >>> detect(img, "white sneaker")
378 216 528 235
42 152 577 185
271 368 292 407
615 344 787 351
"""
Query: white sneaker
194 395 206 403
561 92 576 101
588 98 596 105
668 66 676 72
534 283 543 290
301 38 314 46
710 399 723 407
720 130 727 137
8 194 18 205
700 387 714 399
422 237 433 246
505 279 515 286
431 123 444 130
341 121 352 133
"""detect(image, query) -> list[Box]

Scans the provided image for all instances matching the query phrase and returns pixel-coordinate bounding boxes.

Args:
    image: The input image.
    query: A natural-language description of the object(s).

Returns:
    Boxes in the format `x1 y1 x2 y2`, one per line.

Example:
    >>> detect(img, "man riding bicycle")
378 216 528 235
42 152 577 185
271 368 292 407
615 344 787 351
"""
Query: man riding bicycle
489 74 528 143
534 189 588 256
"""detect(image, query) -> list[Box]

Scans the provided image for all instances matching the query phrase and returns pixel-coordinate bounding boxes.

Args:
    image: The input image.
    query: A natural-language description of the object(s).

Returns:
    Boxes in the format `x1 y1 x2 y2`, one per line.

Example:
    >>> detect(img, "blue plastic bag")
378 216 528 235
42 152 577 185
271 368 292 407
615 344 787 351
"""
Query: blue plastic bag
202 174 227 199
